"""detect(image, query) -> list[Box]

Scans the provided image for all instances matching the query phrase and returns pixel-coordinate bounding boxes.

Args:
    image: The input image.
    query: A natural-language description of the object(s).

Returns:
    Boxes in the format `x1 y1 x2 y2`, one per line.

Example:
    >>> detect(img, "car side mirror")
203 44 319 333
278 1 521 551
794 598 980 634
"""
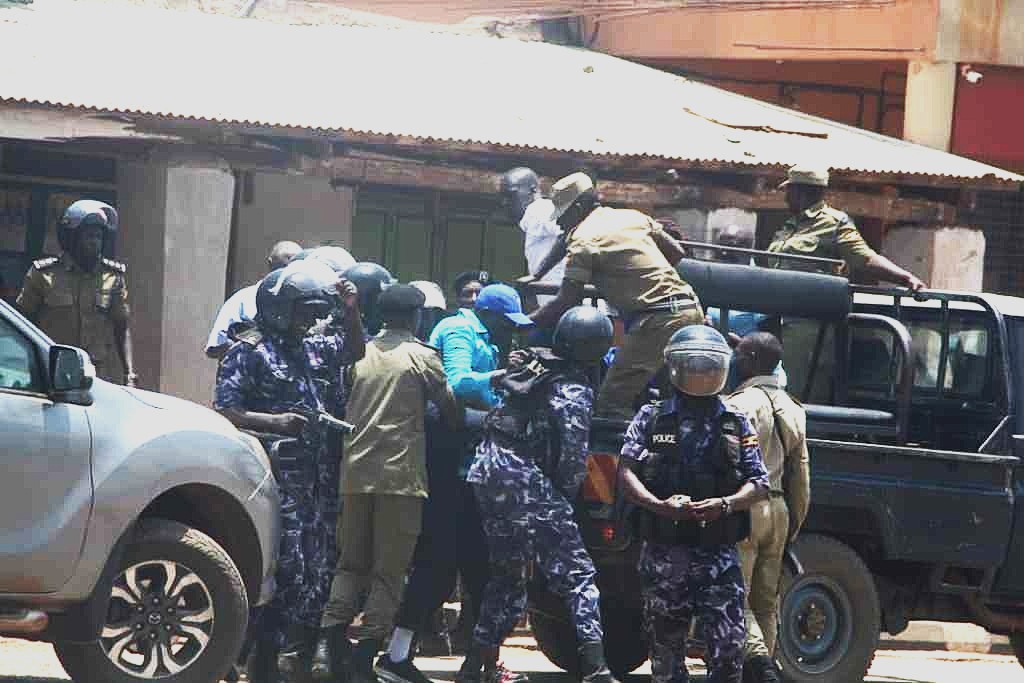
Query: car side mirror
49 345 95 404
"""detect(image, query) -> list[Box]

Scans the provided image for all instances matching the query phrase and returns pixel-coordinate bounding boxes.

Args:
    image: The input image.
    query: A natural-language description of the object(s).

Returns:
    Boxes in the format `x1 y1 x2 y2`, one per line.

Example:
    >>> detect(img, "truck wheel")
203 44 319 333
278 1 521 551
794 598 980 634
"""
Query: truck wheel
54 519 248 683
776 534 880 683
1010 632 1024 669
529 606 648 677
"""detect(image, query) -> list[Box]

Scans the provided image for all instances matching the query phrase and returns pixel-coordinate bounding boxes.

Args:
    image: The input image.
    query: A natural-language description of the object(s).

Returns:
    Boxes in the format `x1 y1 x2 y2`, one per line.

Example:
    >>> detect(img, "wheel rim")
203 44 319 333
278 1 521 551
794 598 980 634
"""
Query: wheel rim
99 560 215 679
779 574 853 675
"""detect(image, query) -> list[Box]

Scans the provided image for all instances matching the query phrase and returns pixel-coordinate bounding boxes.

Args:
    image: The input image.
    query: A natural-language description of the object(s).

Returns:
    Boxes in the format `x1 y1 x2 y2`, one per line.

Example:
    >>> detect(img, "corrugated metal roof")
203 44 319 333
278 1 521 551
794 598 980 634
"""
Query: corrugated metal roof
2 0 1020 185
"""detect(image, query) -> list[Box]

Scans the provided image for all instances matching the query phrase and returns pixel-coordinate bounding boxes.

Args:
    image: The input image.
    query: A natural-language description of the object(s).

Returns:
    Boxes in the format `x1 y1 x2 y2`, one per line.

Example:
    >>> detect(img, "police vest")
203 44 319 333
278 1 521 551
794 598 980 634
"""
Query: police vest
632 403 751 547
485 349 586 483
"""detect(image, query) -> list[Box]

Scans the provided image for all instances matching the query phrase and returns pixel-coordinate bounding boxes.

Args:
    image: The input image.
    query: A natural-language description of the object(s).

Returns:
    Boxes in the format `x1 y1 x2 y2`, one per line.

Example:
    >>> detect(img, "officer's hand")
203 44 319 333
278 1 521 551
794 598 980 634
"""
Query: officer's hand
689 497 726 523
273 412 309 436
660 495 693 520
516 275 537 286
508 349 531 368
337 277 359 310
906 273 927 293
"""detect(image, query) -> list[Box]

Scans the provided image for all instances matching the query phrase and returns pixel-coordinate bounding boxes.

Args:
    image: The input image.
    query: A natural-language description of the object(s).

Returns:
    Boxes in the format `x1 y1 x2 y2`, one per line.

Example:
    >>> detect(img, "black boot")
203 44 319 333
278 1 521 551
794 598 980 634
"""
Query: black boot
312 625 352 682
248 632 282 683
348 638 382 683
455 643 496 683
279 625 319 683
743 654 781 683
578 641 619 683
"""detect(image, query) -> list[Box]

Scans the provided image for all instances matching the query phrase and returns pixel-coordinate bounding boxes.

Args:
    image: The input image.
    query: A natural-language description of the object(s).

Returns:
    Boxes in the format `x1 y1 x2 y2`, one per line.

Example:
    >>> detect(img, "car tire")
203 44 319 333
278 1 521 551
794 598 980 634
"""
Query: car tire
776 534 880 683
54 519 248 683
529 605 648 678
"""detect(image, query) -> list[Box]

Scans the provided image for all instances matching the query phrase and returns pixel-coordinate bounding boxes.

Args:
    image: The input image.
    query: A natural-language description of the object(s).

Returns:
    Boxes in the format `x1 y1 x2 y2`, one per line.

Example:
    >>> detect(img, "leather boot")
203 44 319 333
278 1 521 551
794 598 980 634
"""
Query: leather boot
248 632 282 683
278 625 319 683
312 625 352 682
578 641 620 683
348 638 382 683
455 643 497 683
743 654 781 683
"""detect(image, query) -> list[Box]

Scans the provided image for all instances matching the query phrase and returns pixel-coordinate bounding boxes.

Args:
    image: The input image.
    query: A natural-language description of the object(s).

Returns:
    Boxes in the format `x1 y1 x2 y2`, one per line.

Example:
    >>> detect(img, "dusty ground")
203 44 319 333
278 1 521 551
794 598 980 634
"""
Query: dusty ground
2 635 1021 683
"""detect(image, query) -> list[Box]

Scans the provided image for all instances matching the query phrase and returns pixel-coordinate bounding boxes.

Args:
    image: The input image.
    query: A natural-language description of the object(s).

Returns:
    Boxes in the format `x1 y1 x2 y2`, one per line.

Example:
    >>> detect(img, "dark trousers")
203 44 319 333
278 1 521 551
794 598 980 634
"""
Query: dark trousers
395 412 490 635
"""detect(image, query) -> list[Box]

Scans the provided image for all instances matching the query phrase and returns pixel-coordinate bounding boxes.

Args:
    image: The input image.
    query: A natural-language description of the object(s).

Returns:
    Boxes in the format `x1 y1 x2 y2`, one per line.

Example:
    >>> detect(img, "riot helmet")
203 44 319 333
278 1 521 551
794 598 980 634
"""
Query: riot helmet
409 280 448 341
663 325 732 397
552 306 614 363
307 246 356 274
58 200 118 253
255 260 339 338
343 262 394 335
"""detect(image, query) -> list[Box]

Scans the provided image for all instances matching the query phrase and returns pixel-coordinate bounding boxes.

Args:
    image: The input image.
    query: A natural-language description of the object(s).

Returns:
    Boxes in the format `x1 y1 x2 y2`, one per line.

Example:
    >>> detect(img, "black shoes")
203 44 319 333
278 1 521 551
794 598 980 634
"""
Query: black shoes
578 641 619 683
312 625 354 682
375 654 434 683
742 654 781 683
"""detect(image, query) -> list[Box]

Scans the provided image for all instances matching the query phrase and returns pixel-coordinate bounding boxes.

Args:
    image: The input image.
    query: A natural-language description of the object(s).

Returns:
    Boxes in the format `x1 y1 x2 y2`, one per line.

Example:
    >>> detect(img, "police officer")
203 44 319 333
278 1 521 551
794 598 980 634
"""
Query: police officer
619 326 769 683
769 165 925 290
527 173 703 421
215 259 365 683
17 200 136 385
463 306 617 683
725 334 809 683
344 262 395 336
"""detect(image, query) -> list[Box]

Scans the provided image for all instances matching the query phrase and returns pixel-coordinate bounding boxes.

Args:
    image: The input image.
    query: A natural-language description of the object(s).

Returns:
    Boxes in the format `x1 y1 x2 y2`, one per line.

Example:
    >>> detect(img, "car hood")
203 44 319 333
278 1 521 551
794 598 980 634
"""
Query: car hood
112 385 237 433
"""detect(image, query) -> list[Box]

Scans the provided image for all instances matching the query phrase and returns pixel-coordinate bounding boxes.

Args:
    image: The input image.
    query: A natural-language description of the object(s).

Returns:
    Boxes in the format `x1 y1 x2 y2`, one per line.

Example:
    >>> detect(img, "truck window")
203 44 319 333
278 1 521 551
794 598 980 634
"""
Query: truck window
905 319 991 396
0 318 41 392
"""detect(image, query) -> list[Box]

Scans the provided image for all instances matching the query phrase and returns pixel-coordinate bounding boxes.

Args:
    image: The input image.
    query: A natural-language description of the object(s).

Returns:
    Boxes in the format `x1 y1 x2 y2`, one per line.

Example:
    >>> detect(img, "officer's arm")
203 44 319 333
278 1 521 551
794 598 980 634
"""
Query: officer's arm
531 233 567 280
15 269 44 324
864 253 926 292
650 224 686 265
783 415 811 540
530 278 584 329
113 321 137 387
218 407 308 437
422 351 462 430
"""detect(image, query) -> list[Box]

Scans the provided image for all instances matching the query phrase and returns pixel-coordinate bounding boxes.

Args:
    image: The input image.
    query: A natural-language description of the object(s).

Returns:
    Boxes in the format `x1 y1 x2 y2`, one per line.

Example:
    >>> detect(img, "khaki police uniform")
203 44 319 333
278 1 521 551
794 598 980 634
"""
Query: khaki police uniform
726 376 810 657
16 254 130 383
768 201 876 277
323 328 457 640
563 206 703 420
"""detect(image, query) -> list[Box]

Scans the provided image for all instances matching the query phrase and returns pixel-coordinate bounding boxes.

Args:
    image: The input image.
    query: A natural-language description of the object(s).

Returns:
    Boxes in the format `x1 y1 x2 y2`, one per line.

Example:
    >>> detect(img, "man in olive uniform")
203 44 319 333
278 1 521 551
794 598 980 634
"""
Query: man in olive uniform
768 166 925 291
17 200 136 386
726 333 809 683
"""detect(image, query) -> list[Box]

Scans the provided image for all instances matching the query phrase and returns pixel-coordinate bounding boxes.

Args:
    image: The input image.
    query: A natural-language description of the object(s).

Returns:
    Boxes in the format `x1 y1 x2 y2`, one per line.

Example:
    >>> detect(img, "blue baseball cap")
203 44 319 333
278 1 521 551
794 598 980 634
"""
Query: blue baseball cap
475 284 534 327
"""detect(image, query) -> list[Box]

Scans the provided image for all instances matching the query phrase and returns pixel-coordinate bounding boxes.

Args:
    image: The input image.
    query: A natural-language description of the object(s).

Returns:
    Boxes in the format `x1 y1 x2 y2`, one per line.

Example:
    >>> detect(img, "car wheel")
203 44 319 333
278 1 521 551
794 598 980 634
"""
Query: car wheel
776 534 880 683
54 519 248 683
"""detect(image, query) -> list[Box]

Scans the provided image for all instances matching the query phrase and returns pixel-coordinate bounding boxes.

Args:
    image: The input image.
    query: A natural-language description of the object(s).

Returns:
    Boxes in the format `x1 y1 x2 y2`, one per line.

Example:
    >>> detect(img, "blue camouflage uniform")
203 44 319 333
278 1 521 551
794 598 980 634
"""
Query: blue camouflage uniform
621 397 768 683
468 378 603 648
215 326 353 648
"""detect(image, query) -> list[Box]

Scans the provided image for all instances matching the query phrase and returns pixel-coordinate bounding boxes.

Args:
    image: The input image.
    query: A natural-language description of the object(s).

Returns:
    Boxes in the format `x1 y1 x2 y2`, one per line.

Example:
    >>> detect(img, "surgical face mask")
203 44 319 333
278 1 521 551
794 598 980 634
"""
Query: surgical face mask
665 350 730 397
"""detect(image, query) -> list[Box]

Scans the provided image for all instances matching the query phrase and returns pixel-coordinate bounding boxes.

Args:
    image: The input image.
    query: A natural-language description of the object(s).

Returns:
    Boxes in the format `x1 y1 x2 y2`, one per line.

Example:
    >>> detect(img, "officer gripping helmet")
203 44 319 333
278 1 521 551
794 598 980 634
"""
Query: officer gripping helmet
57 200 118 253
343 262 394 335
256 260 340 339
552 306 614 363
663 325 732 397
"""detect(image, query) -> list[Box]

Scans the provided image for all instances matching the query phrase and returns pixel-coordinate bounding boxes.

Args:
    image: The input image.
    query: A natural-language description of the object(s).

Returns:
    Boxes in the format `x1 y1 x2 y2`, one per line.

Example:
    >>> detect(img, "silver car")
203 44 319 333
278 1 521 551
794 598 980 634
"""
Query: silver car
0 299 280 683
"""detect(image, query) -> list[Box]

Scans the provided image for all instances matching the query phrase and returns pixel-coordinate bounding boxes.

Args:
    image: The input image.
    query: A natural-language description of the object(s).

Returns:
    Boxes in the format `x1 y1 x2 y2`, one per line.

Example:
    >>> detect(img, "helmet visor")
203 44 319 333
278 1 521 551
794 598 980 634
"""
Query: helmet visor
665 349 730 397
293 298 334 328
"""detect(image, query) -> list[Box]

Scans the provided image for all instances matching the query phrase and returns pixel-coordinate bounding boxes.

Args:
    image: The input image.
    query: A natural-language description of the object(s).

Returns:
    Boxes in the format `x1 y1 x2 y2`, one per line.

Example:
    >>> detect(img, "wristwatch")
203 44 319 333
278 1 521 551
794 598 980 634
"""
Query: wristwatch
721 497 732 515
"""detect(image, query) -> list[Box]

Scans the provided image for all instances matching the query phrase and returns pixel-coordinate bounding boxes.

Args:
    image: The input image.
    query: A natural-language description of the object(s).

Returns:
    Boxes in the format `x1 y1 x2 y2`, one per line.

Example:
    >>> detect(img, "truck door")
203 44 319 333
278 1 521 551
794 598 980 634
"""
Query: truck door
0 315 92 593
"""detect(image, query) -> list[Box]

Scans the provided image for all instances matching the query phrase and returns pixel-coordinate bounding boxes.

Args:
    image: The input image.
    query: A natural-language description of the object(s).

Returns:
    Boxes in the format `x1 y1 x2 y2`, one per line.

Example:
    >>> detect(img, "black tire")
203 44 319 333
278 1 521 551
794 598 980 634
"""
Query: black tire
1010 632 1024 669
776 534 880 683
529 605 648 678
54 519 249 683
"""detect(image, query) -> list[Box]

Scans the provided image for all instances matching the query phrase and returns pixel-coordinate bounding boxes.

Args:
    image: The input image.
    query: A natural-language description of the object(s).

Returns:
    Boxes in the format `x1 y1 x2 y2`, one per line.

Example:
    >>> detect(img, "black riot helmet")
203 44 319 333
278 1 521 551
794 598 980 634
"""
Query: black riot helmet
255 260 340 338
58 200 118 252
343 262 394 335
552 306 614 363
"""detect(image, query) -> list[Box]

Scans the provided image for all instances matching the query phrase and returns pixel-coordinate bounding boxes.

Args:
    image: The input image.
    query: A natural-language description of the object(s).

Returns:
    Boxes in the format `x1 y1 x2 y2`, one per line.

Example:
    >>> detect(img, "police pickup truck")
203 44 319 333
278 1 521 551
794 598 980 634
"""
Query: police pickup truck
523 255 1024 682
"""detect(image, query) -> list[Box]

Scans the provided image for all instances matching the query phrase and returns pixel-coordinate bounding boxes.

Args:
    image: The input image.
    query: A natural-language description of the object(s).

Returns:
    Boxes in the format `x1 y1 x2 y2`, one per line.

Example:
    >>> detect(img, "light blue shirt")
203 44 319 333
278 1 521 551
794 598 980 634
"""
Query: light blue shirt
428 308 500 409
206 283 259 351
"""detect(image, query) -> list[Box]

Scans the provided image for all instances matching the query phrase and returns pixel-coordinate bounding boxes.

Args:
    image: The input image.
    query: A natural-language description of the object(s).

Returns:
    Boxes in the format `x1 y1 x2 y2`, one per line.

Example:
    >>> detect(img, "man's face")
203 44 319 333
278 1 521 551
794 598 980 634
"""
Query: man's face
499 173 538 223
457 280 482 309
72 224 105 269
786 185 817 215
476 308 516 350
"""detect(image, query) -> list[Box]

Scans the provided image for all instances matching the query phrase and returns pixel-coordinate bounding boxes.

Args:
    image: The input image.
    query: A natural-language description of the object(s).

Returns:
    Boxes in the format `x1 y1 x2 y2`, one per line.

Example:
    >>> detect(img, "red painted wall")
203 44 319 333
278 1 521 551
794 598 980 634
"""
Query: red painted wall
951 64 1024 172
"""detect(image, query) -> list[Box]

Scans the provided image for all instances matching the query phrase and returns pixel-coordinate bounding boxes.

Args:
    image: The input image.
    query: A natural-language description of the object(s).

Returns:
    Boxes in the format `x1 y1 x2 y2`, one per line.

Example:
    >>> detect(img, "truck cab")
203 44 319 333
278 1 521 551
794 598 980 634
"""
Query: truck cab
523 256 1024 682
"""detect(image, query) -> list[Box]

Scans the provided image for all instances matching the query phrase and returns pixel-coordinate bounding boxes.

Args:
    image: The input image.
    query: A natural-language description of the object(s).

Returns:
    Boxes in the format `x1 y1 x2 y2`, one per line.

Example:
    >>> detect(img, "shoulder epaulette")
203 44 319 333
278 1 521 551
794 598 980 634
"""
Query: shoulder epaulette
32 257 59 270
102 258 127 273
234 327 264 347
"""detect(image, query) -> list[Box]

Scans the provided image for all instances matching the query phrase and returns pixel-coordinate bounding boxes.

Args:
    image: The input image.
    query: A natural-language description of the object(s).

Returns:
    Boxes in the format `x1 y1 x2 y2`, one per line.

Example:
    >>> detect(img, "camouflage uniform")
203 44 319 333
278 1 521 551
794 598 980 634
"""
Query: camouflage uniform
621 398 768 683
215 327 352 648
467 379 603 647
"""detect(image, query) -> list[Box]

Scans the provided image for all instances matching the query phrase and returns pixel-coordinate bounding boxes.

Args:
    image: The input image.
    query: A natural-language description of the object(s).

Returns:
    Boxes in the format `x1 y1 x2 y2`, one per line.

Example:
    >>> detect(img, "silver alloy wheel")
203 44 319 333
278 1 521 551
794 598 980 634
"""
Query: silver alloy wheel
99 560 215 678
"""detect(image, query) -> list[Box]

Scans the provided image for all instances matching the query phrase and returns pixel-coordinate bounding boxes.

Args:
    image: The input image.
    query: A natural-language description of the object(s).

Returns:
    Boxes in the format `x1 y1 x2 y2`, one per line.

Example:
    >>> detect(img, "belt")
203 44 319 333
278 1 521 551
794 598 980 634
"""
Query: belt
625 296 698 331
768 490 786 498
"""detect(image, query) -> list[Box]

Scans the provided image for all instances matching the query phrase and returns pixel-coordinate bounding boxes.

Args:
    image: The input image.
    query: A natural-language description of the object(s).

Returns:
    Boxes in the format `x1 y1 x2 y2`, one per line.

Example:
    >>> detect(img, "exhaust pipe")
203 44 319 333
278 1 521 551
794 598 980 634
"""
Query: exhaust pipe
0 609 48 635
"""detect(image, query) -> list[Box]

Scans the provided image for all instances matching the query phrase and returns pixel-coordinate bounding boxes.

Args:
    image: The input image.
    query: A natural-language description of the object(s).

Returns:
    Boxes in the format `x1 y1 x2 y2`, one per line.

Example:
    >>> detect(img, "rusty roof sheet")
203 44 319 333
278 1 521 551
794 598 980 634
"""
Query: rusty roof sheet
2 0 1020 185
